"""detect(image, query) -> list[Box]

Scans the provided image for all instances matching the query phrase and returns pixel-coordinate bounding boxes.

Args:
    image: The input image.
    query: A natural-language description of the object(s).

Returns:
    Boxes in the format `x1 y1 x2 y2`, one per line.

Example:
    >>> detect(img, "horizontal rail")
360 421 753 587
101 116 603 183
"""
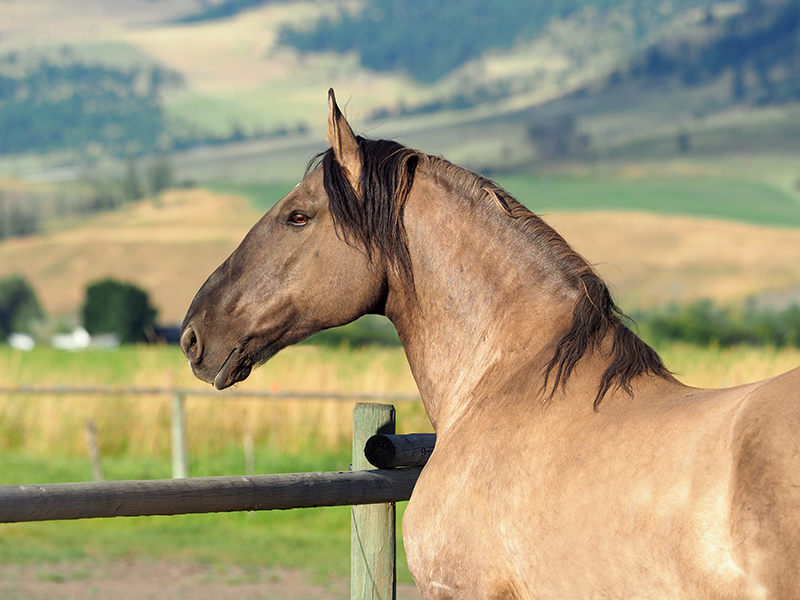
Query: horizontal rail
0 467 423 523
0 386 421 402
365 433 437 469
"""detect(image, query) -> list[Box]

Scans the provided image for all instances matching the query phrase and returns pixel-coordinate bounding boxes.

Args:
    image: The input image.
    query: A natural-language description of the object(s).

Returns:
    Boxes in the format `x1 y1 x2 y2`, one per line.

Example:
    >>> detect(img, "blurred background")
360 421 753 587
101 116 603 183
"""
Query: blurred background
2 0 800 597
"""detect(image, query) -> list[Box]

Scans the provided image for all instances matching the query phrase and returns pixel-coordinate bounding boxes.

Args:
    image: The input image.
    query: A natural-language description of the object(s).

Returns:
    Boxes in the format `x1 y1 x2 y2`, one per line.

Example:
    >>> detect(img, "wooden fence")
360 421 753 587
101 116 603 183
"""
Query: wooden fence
0 402 436 600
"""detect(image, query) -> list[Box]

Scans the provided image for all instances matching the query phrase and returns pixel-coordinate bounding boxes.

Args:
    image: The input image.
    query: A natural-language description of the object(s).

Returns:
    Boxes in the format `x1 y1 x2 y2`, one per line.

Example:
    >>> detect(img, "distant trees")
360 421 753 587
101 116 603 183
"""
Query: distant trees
634 299 800 348
0 275 45 338
0 50 183 157
527 115 591 158
175 0 277 23
278 0 721 83
0 192 40 240
280 0 574 83
81 279 158 344
147 155 174 197
622 0 800 105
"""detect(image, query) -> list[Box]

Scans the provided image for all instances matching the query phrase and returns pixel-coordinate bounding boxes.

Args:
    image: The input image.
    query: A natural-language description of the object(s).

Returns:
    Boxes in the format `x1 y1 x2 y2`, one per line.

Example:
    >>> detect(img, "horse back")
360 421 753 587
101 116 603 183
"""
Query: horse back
730 366 800 598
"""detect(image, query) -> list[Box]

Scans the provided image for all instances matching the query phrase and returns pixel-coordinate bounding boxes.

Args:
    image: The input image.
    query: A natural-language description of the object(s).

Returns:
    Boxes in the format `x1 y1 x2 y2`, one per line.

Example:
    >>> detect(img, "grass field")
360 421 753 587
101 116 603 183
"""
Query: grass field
0 344 424 457
0 342 423 582
0 448 363 582
2 341 798 461
497 173 800 227
1 341 799 584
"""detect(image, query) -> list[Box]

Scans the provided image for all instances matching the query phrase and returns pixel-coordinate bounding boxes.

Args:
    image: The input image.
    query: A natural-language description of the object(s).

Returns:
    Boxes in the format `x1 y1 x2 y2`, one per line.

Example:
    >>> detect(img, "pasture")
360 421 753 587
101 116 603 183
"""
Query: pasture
2 342 799 461
1 342 799 585
497 173 800 227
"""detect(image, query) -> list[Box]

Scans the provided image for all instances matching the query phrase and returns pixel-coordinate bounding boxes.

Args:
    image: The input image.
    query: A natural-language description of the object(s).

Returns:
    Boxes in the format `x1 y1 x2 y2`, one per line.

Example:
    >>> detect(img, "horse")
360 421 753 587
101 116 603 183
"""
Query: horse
181 89 800 599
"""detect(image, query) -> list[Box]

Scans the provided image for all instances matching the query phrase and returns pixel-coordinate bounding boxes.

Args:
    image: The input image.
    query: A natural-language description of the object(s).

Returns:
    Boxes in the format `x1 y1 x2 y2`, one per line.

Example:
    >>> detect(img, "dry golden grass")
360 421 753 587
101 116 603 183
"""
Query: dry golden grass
0 188 259 323
0 344 424 457
5 187 800 324
659 342 800 388
546 211 800 309
2 341 798 458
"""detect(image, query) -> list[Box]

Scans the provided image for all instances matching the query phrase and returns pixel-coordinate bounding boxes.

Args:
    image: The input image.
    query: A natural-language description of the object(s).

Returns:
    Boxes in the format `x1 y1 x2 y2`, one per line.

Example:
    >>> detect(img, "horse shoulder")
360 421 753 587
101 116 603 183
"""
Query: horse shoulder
729 366 800 598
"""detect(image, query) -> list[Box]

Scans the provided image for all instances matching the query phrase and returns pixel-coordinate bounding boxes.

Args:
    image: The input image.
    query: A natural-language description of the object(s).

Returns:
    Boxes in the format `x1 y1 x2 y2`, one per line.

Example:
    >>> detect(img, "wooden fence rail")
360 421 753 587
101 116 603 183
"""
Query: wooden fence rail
0 402 436 600
0 386 422 402
0 467 423 522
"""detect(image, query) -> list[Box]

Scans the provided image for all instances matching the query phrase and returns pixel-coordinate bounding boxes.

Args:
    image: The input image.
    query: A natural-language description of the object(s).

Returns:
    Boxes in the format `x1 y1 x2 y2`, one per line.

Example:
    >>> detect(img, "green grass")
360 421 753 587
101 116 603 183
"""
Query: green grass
496 174 800 227
0 345 175 388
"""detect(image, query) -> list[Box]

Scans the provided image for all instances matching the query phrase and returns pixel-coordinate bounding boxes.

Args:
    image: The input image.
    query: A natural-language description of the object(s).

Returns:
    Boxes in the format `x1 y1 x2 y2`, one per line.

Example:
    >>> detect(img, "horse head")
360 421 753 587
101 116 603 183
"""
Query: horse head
180 90 387 389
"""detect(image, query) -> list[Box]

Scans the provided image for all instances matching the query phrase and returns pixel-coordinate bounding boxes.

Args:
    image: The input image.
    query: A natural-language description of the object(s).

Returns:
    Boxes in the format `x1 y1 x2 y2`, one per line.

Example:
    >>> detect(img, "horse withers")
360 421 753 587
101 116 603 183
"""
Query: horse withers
182 89 800 599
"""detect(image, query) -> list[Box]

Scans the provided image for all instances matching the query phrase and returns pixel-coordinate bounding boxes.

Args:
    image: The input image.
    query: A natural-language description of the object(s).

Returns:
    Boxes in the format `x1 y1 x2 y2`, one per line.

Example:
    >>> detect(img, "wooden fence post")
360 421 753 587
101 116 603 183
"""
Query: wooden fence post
352 403 396 600
171 393 188 479
244 424 255 477
85 420 103 482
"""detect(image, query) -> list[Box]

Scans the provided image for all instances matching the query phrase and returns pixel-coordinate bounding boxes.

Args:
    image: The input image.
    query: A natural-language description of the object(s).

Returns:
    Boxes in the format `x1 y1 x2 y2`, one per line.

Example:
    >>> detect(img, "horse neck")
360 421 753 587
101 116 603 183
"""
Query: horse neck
384 174 580 433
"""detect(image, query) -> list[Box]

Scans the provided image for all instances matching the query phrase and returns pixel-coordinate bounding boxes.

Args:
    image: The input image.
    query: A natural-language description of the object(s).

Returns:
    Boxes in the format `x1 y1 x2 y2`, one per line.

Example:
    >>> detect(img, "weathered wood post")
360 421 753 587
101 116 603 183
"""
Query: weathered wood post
85 420 104 482
352 403 396 600
244 424 255 477
171 392 188 479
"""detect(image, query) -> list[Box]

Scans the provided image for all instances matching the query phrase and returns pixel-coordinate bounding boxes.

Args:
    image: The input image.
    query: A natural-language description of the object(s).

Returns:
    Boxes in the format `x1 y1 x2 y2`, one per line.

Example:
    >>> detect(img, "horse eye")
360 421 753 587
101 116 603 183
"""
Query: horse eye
288 212 309 226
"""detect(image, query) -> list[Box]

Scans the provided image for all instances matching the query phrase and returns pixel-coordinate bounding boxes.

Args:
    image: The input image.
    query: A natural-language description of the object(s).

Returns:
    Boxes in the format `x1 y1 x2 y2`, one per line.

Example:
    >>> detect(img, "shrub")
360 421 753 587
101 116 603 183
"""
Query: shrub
81 278 157 343
0 275 45 338
634 299 800 348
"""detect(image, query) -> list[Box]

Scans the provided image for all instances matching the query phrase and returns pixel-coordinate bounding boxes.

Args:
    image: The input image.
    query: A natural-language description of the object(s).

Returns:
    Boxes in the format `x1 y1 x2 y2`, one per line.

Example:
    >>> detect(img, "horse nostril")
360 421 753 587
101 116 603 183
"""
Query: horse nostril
181 325 202 363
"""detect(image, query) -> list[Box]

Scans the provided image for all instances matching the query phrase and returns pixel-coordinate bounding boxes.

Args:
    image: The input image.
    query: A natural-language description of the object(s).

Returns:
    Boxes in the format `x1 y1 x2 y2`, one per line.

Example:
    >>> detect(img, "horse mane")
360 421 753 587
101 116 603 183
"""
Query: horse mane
316 137 671 408
316 138 417 285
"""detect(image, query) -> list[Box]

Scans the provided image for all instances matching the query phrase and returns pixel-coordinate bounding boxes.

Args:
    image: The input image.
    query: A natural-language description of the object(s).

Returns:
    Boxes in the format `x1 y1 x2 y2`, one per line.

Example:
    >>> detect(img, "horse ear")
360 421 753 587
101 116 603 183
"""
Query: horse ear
326 88 361 193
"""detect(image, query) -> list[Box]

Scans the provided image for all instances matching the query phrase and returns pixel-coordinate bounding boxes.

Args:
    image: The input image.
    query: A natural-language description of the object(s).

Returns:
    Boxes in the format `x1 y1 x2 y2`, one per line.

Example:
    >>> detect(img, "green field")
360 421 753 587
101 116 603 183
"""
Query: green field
496 173 800 227
2 342 799 585
205 181 298 211
196 162 800 229
0 448 400 583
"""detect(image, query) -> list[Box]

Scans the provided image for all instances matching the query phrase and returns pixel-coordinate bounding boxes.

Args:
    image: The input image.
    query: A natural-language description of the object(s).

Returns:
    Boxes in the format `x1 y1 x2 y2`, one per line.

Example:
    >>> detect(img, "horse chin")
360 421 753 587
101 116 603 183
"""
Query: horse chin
213 348 253 390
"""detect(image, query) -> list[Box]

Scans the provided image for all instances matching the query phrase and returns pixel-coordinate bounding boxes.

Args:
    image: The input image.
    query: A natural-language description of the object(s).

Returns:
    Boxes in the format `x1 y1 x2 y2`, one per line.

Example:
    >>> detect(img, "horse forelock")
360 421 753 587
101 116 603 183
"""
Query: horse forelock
316 137 670 407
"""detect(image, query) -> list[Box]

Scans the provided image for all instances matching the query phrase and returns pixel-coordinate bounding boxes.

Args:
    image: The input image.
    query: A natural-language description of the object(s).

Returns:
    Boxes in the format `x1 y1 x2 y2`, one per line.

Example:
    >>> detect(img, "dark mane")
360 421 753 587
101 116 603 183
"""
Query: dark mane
319 137 670 407
317 137 418 285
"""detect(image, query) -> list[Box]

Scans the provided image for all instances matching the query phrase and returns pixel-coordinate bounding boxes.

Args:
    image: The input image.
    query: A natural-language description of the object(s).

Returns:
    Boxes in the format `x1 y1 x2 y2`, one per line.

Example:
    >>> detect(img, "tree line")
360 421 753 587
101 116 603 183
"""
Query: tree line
0 154 175 243
632 299 800 349
278 0 718 84
174 0 278 23
613 0 800 104
4 273 799 349
0 49 304 159
0 50 181 156
0 275 158 344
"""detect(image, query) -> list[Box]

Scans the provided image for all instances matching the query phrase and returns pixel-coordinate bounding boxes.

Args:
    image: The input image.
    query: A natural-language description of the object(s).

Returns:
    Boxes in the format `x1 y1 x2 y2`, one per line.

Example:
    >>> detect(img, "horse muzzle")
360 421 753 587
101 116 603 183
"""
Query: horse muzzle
180 324 252 389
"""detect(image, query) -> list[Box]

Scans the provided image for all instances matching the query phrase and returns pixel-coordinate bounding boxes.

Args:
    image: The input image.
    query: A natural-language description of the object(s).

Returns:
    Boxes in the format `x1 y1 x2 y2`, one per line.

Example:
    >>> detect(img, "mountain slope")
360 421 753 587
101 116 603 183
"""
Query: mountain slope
0 188 262 324
3 187 800 324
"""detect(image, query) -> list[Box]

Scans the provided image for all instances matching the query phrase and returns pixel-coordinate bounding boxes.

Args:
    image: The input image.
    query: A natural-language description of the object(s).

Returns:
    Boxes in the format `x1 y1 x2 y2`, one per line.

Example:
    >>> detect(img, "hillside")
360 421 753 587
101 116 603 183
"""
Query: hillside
2 0 800 190
0 0 734 152
0 188 264 324
3 187 800 325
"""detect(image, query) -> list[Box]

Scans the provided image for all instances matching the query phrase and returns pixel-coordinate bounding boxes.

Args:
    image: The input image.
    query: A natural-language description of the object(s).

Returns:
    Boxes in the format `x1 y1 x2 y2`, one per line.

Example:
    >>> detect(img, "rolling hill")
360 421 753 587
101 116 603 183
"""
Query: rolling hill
3 187 800 325
0 188 262 325
2 1 800 328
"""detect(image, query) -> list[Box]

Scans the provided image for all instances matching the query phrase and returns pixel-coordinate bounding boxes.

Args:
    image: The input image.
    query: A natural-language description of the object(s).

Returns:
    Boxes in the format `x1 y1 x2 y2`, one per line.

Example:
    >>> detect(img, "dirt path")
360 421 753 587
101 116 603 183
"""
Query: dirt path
0 561 422 600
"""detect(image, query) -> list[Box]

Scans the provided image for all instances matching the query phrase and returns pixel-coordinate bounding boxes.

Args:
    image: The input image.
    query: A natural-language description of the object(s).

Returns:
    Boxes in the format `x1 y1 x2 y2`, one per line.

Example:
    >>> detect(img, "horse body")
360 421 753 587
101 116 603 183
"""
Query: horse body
408 370 800 598
181 90 800 598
